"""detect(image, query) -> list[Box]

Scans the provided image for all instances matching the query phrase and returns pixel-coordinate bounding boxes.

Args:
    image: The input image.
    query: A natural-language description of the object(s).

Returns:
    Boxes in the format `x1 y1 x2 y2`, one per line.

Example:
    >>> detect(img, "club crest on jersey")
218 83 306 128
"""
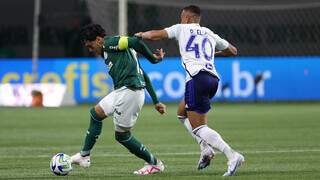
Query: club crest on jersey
205 63 213 70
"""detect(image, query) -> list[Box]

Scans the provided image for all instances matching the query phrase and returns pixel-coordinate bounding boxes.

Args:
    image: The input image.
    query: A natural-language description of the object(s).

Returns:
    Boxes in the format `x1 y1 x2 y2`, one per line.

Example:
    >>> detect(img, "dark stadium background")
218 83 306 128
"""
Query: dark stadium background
1 0 320 58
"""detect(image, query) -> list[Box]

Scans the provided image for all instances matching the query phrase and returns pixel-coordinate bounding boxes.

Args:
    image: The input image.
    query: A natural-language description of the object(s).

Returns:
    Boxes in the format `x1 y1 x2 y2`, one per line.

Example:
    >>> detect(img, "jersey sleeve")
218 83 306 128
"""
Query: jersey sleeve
142 69 159 104
116 36 160 63
212 33 229 51
164 24 182 39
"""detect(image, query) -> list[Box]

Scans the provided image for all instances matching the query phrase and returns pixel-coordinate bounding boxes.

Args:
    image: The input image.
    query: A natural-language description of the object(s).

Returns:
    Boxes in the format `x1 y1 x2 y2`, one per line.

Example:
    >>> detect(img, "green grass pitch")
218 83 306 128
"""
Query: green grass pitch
0 103 320 179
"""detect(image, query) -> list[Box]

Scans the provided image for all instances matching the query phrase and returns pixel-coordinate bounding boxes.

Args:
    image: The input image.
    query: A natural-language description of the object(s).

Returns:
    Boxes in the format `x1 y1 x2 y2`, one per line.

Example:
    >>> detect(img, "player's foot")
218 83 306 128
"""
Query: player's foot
133 160 165 175
71 153 91 168
223 152 245 176
197 146 215 170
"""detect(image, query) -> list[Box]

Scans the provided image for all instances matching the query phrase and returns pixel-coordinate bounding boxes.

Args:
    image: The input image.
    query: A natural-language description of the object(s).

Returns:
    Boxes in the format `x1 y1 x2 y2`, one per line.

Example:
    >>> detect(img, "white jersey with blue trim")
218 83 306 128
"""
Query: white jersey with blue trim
165 23 229 81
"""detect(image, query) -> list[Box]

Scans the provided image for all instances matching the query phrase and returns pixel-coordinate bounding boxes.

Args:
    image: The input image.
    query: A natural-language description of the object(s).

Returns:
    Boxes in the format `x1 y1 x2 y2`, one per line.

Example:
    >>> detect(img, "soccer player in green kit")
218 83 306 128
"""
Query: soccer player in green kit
71 24 166 175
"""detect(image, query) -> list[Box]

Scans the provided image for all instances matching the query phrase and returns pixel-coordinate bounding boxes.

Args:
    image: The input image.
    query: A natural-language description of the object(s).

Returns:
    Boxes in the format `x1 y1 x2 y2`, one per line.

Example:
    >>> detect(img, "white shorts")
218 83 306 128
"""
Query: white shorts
98 86 145 131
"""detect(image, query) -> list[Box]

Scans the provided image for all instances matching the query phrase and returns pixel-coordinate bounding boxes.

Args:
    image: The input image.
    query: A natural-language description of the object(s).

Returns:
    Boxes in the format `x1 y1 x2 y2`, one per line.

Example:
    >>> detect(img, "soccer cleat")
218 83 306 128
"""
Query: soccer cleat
133 160 165 175
197 146 215 170
223 152 245 176
71 153 91 168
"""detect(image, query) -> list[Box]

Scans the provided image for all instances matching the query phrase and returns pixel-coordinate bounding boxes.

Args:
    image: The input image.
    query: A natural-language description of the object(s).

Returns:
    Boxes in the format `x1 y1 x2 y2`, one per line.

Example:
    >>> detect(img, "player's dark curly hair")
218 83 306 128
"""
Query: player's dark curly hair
182 5 201 16
79 24 106 43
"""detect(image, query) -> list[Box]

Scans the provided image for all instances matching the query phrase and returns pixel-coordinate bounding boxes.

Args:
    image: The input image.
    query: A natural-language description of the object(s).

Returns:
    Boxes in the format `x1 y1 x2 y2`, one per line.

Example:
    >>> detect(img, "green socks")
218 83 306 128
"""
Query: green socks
115 131 157 165
79 107 157 165
80 108 104 156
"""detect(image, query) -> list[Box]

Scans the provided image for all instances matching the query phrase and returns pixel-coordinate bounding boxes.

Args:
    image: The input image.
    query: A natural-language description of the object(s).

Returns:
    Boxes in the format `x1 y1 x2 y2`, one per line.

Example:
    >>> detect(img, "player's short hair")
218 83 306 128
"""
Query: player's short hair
182 5 201 16
80 24 106 43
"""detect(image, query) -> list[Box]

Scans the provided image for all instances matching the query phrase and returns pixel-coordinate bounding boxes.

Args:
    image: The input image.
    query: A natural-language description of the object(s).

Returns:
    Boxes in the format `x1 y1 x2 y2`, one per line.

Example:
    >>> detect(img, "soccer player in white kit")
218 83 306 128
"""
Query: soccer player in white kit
135 5 245 176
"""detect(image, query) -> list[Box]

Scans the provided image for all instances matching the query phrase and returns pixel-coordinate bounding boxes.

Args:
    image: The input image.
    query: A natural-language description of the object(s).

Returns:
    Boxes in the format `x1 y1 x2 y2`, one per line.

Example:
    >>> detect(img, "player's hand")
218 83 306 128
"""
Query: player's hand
135 32 143 37
153 48 165 61
155 102 166 115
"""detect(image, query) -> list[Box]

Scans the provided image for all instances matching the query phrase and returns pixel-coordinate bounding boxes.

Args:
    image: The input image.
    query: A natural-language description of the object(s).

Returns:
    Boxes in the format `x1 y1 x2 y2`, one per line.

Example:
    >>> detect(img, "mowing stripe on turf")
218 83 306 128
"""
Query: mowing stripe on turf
0 149 320 158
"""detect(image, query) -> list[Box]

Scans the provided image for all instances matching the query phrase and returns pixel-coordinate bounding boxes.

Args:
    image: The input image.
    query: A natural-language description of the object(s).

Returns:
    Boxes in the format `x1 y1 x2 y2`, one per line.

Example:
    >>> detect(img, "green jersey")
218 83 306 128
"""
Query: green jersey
102 36 160 103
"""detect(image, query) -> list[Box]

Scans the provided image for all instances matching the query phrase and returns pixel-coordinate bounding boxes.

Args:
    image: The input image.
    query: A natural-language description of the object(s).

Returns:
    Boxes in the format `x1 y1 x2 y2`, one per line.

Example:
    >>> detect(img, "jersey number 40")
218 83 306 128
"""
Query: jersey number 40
185 35 214 61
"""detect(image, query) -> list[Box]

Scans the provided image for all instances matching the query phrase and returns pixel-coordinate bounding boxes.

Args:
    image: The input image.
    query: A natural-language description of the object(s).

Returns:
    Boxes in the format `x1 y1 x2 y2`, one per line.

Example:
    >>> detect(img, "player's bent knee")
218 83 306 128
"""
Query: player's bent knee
92 105 107 120
90 107 105 122
115 131 131 142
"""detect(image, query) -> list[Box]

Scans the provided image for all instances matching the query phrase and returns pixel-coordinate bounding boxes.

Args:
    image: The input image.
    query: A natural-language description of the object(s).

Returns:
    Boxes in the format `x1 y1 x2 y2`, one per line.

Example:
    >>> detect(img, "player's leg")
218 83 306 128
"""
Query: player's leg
80 105 106 156
177 100 204 146
186 72 235 159
115 128 164 175
186 71 244 176
71 91 115 167
113 88 164 175
188 111 235 159
188 111 244 176
177 100 215 170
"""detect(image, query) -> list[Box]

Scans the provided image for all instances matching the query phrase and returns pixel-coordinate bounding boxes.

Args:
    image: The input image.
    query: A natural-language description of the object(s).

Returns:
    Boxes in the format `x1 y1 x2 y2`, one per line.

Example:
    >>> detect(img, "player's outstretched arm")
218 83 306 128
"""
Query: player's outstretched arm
215 43 238 57
135 30 168 41
142 69 166 115
127 36 164 63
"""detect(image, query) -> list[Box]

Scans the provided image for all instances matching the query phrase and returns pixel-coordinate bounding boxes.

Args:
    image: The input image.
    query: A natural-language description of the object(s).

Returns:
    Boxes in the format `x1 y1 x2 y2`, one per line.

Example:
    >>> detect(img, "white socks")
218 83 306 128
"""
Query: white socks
193 125 235 160
178 116 235 161
178 116 209 151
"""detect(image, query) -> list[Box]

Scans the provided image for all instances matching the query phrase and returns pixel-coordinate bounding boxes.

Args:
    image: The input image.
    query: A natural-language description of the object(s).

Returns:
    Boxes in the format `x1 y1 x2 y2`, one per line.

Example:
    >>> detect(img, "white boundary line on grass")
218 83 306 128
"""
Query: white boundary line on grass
86 149 320 157
1 149 319 158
